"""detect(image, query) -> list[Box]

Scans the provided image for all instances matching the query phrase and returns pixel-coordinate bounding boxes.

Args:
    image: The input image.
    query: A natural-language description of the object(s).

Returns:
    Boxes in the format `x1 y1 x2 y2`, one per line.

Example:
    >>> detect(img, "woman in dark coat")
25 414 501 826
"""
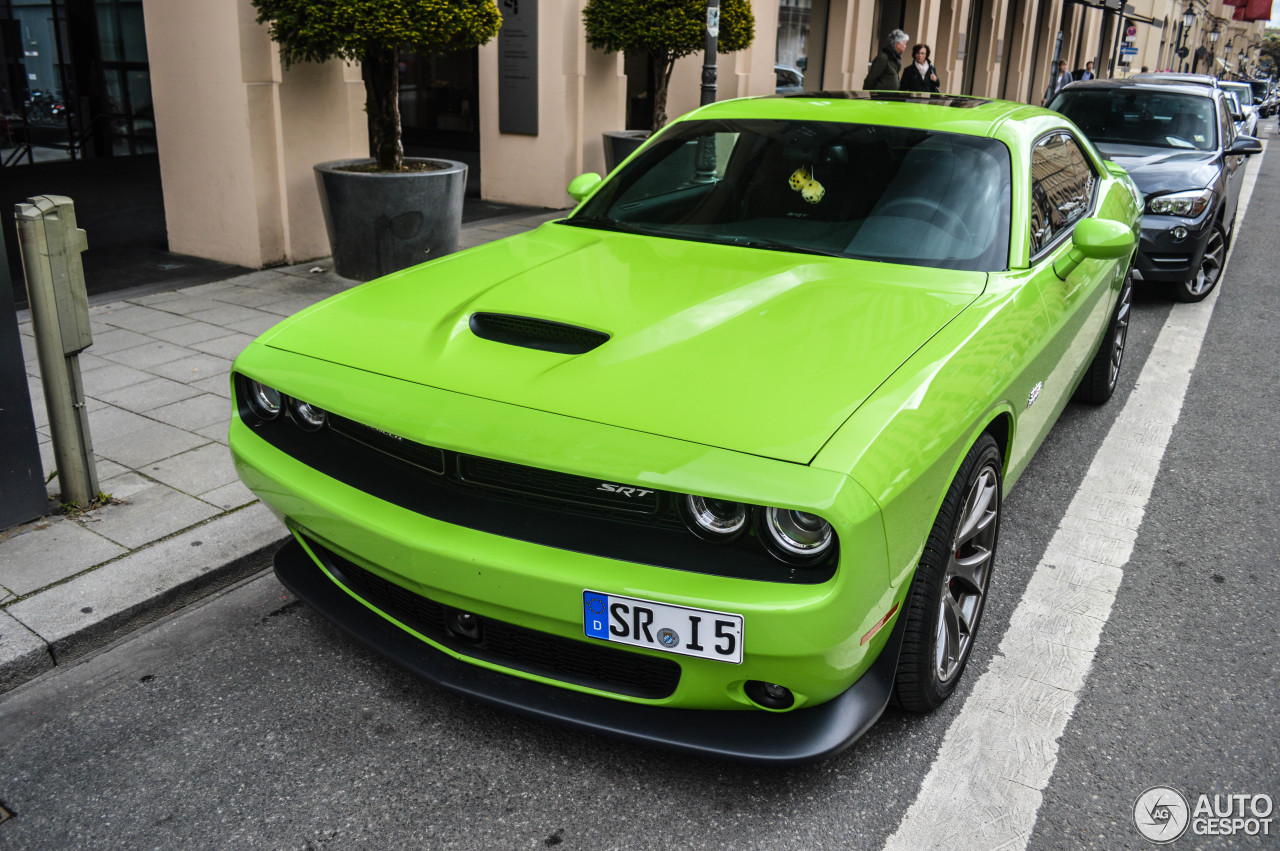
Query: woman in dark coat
900 44 941 93
863 29 910 91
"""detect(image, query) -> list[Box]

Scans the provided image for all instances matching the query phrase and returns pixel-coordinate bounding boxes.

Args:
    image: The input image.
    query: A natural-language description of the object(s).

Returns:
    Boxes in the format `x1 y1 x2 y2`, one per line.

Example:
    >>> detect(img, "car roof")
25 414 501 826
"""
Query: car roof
1130 72 1219 88
1059 78 1219 99
686 91 1053 139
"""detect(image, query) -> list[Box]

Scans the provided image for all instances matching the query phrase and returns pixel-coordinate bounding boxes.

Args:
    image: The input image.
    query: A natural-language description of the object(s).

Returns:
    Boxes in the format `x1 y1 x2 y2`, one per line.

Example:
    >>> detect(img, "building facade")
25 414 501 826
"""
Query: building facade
2 0 1268 272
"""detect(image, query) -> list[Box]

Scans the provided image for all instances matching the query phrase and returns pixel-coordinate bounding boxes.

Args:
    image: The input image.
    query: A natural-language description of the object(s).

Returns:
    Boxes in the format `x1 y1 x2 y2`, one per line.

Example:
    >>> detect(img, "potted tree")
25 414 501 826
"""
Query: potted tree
583 0 754 171
252 0 502 280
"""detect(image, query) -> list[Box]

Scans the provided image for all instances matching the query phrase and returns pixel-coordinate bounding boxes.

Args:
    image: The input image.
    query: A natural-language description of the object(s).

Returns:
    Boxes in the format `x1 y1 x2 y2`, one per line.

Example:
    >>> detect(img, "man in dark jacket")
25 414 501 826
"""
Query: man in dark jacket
863 29 910 91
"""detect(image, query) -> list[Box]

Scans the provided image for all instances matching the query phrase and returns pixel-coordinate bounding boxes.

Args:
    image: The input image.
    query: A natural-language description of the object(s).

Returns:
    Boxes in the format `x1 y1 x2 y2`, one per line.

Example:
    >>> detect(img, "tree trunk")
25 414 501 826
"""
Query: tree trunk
652 53 676 134
363 46 403 171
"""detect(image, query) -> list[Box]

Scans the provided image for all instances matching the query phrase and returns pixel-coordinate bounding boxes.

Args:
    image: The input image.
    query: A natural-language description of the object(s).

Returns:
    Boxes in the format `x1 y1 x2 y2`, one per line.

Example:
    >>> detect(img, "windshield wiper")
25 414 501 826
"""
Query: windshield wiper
719 236 847 258
560 216 651 235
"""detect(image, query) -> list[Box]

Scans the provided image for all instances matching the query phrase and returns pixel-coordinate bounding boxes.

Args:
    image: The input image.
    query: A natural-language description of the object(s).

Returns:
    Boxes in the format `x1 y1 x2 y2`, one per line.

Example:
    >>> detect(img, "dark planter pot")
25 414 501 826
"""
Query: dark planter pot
602 130 650 173
314 158 467 281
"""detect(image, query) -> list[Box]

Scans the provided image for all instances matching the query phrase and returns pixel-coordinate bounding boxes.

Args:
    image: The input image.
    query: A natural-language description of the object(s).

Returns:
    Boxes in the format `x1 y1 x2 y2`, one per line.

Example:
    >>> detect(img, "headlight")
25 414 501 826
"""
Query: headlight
1146 189 1212 218
681 494 749 542
245 380 282 421
759 507 834 563
288 397 328 431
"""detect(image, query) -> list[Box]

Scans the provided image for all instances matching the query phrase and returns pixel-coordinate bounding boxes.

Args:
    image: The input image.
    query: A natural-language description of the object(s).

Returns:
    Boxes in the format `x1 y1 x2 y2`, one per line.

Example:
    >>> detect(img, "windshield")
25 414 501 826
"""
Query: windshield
1221 83 1252 108
1248 80 1268 100
1051 89 1218 151
568 119 1011 272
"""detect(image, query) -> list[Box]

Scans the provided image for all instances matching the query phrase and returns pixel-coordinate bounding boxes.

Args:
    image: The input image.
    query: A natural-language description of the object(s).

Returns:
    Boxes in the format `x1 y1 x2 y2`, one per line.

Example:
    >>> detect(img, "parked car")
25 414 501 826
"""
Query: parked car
1052 78 1261 301
1219 81 1259 138
231 92 1139 764
774 64 804 93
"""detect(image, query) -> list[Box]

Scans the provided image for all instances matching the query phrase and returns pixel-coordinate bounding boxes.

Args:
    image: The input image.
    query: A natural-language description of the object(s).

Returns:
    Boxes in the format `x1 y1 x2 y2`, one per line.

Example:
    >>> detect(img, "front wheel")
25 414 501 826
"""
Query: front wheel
1169 221 1225 302
893 435 1002 712
1073 269 1132 405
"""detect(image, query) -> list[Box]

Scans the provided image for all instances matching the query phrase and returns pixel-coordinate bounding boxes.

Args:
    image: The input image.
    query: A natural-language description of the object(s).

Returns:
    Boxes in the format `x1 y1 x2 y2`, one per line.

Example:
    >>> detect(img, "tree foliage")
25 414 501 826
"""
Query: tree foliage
252 0 502 170
584 0 755 132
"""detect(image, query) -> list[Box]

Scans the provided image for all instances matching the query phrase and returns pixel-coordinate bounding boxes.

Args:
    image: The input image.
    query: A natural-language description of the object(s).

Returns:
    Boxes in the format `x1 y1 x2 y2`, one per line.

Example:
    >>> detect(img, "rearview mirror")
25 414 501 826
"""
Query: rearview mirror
567 173 603 204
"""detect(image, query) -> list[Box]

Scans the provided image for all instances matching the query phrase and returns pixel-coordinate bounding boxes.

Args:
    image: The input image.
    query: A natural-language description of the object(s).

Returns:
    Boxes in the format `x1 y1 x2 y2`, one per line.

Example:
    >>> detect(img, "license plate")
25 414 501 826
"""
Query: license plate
583 590 743 664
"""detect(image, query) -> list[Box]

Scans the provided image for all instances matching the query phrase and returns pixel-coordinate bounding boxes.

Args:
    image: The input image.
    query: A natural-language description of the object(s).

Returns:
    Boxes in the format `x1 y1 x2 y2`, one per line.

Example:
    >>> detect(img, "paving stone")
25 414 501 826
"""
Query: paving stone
193 374 233 398
78 472 221 549
87 406 209 469
90 376 202 412
185 303 275 329
257 295 324 317
80 362 154 395
83 327 150 355
94 304 190 333
143 442 239 496
0 516 125 596
207 285 291 308
195 420 231 444
189 332 256 360
146 393 229 431
148 321 233 346
226 312 283 336
145 352 233 385
99 340 199 370
125 294 225 315
198 480 257 510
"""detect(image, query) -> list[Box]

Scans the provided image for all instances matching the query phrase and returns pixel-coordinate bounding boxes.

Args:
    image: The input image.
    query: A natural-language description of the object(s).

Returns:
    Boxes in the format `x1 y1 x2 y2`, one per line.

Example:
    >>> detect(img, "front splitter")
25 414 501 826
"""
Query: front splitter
274 537 902 766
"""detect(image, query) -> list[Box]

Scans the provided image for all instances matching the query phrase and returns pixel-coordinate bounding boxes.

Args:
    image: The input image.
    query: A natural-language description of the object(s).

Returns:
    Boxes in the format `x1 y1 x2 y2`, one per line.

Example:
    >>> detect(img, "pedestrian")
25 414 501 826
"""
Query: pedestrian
1079 61 1095 81
1042 60 1072 105
900 44 941 93
864 29 910 91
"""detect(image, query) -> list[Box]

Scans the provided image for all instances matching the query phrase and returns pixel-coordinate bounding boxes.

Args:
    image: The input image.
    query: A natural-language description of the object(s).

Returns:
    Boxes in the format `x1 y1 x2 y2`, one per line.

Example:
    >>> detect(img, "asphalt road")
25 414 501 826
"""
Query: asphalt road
1 129 1276 850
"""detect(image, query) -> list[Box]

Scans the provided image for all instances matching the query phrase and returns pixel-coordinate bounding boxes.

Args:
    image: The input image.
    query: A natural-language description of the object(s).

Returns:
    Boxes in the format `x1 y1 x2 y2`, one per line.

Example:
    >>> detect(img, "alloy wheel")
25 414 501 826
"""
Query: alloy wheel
934 462 999 684
1108 276 1132 391
1189 227 1225 297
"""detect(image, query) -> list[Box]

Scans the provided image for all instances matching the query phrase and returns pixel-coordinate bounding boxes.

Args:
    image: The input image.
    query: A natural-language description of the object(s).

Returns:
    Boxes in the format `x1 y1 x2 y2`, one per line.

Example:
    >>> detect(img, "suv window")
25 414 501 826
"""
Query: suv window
1051 88 1218 151
1029 132 1096 256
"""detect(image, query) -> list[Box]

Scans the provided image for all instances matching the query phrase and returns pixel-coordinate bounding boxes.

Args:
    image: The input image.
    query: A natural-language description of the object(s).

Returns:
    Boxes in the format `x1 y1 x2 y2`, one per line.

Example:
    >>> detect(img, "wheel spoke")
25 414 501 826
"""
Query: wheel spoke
954 474 996 548
937 594 964 679
950 546 992 590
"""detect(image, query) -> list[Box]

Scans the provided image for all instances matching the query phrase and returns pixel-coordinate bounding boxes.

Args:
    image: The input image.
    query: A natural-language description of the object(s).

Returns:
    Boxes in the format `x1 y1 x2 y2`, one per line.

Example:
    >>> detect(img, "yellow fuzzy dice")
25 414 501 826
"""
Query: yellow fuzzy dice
789 167 810 190
801 178 825 204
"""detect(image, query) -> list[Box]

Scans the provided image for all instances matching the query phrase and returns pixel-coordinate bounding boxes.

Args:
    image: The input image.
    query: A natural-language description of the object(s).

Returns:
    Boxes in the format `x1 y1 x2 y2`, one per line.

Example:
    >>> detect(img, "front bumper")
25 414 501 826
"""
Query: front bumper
1132 211 1214 284
275 535 904 765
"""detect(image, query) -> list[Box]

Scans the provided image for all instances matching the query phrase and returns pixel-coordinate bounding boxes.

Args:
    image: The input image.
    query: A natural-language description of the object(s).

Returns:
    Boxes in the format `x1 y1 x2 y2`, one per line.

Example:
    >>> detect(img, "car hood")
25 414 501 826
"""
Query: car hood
1096 144 1220 195
263 224 985 463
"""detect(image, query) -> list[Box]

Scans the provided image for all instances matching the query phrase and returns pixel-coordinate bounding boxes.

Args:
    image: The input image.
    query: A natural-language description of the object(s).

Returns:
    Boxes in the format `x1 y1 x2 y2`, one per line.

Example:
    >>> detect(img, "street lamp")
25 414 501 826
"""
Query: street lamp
1182 3 1195 30
1176 3 1195 72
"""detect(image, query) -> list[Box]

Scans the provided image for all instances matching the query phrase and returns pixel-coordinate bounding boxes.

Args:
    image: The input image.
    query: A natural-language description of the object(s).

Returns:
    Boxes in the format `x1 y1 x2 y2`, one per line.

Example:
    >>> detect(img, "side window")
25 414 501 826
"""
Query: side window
1029 132 1097 256
1218 98 1234 147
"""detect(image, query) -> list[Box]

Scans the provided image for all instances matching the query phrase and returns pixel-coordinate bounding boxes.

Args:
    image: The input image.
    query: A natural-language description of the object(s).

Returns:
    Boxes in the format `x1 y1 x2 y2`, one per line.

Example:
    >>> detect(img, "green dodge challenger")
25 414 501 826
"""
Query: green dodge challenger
230 92 1141 764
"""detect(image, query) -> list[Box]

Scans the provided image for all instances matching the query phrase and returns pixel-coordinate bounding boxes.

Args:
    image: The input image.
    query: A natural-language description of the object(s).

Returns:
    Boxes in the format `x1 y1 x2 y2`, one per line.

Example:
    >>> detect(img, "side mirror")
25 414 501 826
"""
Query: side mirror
1227 135 1263 156
1054 217 1134 279
567 173 603 204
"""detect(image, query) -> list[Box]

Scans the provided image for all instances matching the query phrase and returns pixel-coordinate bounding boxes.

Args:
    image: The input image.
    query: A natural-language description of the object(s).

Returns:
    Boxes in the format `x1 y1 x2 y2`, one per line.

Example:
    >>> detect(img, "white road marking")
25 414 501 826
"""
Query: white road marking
882 143 1266 851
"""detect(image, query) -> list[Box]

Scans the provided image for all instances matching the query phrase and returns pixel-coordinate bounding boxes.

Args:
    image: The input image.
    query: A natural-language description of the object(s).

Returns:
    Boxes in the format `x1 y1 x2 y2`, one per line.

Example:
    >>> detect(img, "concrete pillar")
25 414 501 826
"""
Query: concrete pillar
143 0 366 269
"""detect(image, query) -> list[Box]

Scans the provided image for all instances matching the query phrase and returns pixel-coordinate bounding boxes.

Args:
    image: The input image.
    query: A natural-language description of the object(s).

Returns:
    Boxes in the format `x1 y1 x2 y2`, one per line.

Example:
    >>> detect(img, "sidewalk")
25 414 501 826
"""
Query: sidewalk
0 206 568 692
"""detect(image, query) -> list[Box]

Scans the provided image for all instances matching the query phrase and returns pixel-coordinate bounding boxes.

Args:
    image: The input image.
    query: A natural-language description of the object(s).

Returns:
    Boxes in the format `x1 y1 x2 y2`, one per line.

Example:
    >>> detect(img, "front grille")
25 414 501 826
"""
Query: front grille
469 312 610 355
306 536 682 699
459 454 663 516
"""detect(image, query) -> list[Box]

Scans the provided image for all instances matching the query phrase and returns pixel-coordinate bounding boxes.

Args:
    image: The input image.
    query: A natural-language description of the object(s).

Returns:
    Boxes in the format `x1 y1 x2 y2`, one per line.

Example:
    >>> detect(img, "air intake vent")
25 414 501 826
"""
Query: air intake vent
469 312 609 355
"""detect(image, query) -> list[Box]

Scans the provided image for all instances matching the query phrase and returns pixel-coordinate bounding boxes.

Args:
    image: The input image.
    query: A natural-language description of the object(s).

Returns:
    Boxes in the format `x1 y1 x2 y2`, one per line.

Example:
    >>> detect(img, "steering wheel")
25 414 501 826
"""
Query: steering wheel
875 196 972 242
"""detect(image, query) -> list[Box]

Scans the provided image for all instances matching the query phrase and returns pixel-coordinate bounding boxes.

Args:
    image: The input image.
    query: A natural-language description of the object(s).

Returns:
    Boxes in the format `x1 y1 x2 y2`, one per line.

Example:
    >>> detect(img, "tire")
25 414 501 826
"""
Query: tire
1073 268 1132 405
1169 221 1225 303
893 434 1002 713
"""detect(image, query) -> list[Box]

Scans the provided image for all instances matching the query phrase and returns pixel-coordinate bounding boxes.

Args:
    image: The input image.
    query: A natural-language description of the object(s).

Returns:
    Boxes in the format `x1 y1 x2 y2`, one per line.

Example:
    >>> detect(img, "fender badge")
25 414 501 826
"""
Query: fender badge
1028 381 1043 408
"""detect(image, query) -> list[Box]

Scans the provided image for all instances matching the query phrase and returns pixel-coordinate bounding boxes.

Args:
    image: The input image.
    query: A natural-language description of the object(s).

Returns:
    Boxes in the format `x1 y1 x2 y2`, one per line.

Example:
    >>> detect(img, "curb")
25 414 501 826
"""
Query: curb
0 503 287 692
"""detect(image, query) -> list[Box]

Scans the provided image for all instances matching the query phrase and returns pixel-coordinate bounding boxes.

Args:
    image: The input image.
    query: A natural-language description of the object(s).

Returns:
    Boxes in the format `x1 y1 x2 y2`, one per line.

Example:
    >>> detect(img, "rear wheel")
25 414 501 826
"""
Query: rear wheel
893 435 1002 712
1169 221 1225 302
1073 269 1132 404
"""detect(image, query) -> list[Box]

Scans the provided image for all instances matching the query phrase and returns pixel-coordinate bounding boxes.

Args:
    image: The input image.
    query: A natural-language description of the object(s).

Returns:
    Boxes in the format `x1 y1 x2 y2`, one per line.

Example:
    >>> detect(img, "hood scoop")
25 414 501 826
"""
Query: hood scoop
468 312 610 355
